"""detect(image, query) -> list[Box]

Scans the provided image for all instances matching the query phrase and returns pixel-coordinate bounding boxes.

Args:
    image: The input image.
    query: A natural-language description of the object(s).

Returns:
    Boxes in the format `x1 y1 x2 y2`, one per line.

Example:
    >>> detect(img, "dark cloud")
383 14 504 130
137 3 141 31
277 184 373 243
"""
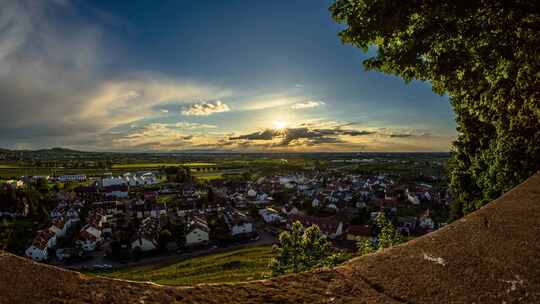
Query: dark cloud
229 126 374 147
229 129 277 141
389 134 413 138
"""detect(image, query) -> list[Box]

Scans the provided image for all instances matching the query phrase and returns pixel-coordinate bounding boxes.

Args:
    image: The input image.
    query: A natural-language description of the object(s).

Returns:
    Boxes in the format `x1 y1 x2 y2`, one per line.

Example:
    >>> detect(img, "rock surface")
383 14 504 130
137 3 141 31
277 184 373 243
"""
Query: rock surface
1 173 540 303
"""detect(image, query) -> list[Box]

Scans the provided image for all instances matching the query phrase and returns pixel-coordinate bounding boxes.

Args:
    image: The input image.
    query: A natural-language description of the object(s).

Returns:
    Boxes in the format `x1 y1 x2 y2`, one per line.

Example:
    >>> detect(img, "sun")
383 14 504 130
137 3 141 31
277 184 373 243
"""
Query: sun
273 120 288 130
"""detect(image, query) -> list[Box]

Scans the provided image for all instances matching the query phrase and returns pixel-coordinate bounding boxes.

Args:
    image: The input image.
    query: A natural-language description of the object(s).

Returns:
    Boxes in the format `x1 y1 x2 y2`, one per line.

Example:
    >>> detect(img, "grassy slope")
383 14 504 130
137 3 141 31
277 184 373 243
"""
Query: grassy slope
92 245 274 286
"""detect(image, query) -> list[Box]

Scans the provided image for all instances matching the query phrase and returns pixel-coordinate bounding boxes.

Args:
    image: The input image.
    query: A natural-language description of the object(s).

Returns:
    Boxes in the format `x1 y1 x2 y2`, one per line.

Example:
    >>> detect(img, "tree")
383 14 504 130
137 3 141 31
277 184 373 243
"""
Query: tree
269 221 346 276
357 212 403 255
350 207 369 225
330 1 540 216
158 229 172 252
172 224 186 248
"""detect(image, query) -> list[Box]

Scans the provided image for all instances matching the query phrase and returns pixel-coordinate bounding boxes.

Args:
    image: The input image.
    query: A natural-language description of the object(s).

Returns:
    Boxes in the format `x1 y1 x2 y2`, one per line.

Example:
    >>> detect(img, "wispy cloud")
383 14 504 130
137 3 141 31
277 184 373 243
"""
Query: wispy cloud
0 0 233 150
181 100 230 116
290 100 325 110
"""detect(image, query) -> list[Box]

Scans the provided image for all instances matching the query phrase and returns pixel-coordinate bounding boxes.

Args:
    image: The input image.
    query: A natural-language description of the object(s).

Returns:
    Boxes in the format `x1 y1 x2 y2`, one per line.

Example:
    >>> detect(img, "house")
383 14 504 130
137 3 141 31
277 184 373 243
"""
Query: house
131 217 160 252
4 179 25 189
281 205 300 216
406 188 420 205
287 214 344 239
58 175 87 182
103 185 129 198
345 224 372 241
102 176 128 187
419 209 435 230
247 189 257 197
259 208 285 224
25 243 48 261
66 207 79 220
185 216 210 246
49 217 69 237
50 207 65 219
397 216 417 235
77 225 102 251
223 210 254 236
25 230 57 261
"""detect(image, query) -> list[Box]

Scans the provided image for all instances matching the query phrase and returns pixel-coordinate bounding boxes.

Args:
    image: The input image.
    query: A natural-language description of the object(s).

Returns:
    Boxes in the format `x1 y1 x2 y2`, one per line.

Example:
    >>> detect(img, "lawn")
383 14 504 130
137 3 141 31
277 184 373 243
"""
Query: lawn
89 245 274 285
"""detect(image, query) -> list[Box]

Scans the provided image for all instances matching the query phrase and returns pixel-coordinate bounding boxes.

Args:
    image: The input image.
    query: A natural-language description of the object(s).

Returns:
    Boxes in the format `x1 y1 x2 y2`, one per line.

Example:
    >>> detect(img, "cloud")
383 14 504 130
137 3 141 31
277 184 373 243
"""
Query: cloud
181 100 230 116
376 128 431 138
389 133 413 138
229 126 375 147
174 122 217 129
0 1 232 149
290 100 325 110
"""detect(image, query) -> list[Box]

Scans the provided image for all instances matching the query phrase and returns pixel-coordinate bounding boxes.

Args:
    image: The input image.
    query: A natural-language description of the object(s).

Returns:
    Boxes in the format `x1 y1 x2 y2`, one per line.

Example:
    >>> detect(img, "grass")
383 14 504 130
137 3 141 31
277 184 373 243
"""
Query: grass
112 162 217 169
195 174 223 181
0 164 19 168
89 245 274 285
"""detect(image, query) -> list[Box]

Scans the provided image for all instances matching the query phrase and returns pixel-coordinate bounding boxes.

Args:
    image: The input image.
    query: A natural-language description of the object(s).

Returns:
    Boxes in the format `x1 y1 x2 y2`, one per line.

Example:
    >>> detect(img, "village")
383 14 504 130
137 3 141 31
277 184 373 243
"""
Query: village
0 163 451 270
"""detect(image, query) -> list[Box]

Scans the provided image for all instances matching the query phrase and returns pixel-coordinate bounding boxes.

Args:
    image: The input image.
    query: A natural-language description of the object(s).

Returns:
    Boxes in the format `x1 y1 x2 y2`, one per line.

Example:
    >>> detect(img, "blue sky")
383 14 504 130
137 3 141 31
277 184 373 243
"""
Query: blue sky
0 0 456 152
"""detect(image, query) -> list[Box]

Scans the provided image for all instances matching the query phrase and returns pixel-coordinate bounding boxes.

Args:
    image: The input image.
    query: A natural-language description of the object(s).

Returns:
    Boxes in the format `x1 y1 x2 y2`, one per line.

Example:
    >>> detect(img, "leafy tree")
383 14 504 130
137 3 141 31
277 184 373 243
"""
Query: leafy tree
357 212 403 255
357 238 376 256
376 212 403 249
172 224 186 248
158 229 172 251
350 207 370 225
269 221 346 276
331 1 540 216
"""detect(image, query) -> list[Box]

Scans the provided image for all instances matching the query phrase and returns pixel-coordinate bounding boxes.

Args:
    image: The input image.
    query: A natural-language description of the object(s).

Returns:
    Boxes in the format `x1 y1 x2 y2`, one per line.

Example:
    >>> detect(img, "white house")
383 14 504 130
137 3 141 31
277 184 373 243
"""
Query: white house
131 237 157 252
25 230 57 261
78 225 102 252
247 189 257 197
186 216 210 246
58 175 87 182
259 208 285 224
102 176 128 187
25 244 48 261
224 211 254 236
406 189 420 205
131 217 160 252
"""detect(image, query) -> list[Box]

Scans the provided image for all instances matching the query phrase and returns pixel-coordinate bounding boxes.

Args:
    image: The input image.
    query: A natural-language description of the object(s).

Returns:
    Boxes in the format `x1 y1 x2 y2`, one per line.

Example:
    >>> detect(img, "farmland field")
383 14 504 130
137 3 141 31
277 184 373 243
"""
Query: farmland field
89 245 274 285
112 162 217 169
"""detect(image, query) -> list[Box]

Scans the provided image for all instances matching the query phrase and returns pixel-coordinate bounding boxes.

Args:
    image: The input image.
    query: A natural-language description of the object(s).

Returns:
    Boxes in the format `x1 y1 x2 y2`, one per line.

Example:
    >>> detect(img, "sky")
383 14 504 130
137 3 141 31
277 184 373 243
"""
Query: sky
0 0 457 152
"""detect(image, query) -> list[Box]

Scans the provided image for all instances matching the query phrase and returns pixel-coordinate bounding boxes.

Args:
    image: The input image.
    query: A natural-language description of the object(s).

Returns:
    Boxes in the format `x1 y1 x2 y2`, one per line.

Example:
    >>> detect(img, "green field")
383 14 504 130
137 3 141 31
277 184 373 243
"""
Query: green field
89 245 274 285
195 174 224 181
0 164 18 168
112 162 216 169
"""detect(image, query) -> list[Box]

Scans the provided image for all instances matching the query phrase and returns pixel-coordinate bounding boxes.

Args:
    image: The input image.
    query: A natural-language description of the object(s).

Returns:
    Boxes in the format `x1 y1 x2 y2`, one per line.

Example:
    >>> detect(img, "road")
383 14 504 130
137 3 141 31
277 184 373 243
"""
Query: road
59 230 277 271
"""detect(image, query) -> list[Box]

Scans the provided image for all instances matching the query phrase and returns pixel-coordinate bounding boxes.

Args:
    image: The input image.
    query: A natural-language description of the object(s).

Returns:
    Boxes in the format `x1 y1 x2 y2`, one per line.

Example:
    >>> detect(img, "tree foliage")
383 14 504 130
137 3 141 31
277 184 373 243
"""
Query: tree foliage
269 221 347 276
357 212 403 255
331 0 540 216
